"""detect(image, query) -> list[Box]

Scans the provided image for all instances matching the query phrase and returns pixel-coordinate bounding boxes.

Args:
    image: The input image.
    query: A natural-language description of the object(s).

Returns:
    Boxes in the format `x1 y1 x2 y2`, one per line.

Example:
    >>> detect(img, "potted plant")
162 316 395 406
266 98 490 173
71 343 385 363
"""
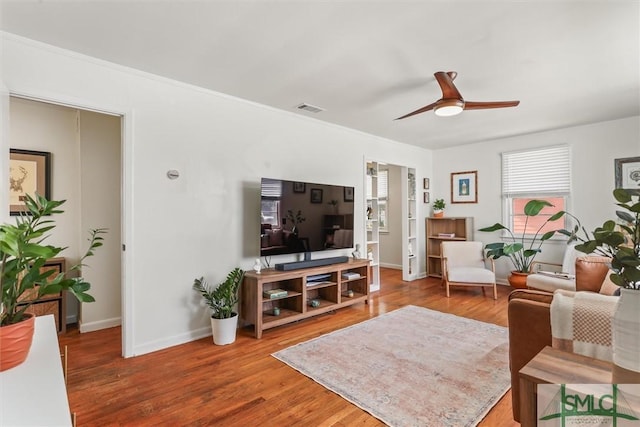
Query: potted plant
566 188 639 381
478 199 569 288
433 199 446 218
193 267 245 345
285 209 305 234
0 194 106 371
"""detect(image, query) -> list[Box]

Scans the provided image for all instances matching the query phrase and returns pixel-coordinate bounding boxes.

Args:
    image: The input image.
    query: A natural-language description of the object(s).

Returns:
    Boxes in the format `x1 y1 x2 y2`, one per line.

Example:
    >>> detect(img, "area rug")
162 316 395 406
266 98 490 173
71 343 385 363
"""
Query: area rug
272 305 510 427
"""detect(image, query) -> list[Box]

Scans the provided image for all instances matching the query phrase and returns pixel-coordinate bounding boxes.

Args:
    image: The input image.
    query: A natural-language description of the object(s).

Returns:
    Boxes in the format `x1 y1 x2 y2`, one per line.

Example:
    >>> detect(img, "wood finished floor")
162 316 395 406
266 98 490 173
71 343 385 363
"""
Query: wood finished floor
60 268 520 426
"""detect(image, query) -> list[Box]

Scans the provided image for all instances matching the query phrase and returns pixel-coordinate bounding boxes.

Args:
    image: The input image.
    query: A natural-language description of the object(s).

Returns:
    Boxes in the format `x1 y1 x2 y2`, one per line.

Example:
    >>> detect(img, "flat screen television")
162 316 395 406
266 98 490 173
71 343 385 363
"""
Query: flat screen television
260 178 355 259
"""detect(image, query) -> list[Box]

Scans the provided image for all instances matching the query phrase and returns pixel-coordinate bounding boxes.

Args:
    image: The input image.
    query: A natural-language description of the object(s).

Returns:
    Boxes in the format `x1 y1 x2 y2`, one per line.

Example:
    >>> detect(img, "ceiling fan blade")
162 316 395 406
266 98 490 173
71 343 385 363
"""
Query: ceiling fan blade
464 100 520 110
434 71 462 100
394 101 438 120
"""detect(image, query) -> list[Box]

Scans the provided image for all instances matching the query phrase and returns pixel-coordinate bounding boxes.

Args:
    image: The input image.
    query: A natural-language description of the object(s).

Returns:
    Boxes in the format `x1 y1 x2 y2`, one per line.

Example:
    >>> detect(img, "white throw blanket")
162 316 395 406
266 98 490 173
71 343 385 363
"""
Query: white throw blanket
550 290 618 362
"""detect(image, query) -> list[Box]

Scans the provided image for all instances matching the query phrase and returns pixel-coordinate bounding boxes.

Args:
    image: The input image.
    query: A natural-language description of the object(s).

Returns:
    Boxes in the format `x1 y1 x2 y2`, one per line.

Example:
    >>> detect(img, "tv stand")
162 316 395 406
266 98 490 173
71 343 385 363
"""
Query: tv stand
274 255 349 271
241 259 370 338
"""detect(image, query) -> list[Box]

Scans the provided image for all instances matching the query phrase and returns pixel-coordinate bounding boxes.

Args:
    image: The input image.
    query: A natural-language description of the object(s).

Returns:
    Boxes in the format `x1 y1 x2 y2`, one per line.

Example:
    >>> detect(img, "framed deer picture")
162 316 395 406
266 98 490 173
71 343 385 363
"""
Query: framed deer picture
9 149 51 215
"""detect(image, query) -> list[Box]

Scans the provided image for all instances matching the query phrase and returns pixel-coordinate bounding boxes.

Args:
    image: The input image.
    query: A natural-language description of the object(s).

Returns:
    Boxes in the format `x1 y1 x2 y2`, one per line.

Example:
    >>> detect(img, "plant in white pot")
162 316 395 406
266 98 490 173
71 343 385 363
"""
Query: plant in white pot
193 267 244 345
567 188 640 382
0 194 106 371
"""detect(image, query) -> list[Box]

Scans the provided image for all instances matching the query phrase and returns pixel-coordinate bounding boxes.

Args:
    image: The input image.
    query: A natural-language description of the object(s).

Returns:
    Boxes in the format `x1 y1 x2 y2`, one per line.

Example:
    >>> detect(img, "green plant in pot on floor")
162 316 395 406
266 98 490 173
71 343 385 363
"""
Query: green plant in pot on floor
193 267 244 345
0 194 107 371
479 199 571 288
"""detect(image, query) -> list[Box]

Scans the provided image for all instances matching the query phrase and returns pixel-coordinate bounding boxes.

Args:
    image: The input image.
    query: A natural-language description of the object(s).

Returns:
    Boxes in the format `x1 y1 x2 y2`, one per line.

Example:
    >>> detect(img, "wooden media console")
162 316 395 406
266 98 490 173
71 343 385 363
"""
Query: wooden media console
241 259 370 338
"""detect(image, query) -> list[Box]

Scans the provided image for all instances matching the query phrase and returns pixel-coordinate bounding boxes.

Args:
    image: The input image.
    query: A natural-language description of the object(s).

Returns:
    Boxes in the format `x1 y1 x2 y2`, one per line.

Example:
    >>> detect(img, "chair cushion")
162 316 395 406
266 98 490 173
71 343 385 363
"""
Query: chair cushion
448 267 495 284
441 241 485 269
527 273 576 293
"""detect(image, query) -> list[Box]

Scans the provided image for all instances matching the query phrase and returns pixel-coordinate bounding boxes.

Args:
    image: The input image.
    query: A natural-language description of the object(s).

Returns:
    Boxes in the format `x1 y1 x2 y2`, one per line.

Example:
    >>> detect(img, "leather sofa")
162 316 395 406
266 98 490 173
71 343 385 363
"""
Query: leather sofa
508 256 613 422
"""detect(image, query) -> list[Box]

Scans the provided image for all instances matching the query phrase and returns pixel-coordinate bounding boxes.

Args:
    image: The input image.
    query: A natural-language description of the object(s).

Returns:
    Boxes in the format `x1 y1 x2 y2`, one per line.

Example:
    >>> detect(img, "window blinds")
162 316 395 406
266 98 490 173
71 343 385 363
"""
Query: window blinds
261 178 282 198
502 145 571 197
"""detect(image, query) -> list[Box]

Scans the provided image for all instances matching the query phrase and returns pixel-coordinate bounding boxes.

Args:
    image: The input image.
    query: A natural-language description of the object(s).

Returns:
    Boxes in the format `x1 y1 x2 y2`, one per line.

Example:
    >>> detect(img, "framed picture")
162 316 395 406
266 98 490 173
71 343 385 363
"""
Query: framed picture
615 156 640 195
423 192 430 203
450 170 478 204
9 149 51 215
310 188 323 204
344 186 354 202
293 182 306 193
423 178 430 190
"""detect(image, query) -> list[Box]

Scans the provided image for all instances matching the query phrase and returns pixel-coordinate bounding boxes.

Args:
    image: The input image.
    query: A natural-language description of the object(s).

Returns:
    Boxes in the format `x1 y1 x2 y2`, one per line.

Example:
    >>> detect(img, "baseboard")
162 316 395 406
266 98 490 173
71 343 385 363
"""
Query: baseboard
79 316 122 333
379 262 402 270
132 326 212 357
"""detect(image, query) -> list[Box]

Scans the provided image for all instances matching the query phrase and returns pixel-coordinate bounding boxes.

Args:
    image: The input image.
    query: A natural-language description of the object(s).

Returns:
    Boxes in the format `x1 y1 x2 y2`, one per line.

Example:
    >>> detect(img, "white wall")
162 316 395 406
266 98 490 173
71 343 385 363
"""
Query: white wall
1 33 432 356
432 116 640 282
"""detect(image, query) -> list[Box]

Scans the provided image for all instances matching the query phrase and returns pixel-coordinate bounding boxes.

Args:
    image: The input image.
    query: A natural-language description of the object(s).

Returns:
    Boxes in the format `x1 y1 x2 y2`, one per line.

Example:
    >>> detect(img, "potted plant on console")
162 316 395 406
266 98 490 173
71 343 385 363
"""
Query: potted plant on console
433 199 446 218
193 267 244 345
286 209 305 234
479 199 569 288
0 194 106 372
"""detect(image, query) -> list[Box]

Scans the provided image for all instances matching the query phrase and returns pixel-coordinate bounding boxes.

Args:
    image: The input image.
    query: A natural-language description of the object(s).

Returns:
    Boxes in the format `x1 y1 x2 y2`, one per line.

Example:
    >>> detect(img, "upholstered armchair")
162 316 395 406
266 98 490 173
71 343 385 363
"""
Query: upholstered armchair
441 241 497 299
525 242 580 292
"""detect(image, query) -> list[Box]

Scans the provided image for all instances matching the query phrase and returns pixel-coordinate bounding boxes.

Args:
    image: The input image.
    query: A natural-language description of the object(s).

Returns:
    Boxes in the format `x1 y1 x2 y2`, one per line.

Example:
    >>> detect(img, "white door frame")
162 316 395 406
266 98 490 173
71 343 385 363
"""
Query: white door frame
5 90 134 358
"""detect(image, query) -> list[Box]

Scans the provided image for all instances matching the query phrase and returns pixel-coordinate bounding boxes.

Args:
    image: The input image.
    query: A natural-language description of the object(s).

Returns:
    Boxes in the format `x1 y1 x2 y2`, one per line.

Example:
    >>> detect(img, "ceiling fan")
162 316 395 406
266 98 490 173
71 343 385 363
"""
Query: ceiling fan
395 71 520 119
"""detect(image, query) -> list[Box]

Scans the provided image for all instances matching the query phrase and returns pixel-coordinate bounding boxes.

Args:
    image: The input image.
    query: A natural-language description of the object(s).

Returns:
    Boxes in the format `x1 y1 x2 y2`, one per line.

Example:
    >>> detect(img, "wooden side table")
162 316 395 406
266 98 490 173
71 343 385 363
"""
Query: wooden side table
518 346 613 427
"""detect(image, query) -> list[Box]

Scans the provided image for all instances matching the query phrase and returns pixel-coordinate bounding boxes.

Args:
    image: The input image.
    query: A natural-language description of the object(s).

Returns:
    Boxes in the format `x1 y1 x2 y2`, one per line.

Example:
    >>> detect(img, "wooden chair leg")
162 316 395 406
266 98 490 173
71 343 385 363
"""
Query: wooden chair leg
493 282 498 300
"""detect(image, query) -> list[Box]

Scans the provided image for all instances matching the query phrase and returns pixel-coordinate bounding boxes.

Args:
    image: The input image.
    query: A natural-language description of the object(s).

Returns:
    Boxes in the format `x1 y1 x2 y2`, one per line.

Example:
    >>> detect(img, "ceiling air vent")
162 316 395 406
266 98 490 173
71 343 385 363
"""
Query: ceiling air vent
296 103 324 113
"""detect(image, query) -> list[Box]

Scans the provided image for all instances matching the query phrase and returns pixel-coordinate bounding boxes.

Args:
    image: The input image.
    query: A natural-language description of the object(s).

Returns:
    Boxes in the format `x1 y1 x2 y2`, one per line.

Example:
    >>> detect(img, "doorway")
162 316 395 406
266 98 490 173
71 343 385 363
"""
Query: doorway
365 159 418 287
8 96 124 352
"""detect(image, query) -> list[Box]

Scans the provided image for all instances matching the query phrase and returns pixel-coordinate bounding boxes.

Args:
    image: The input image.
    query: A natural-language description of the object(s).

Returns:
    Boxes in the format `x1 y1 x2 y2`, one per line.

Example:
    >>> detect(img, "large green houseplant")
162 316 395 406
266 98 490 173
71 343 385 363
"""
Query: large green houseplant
566 188 640 382
193 267 245 345
479 199 570 287
1 194 106 371
567 188 639 289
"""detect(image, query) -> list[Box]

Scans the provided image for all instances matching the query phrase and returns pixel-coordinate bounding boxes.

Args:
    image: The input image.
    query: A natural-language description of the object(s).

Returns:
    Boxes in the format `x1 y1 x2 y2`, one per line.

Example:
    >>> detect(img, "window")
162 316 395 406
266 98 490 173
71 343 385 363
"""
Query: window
366 168 389 232
261 179 282 227
502 145 571 236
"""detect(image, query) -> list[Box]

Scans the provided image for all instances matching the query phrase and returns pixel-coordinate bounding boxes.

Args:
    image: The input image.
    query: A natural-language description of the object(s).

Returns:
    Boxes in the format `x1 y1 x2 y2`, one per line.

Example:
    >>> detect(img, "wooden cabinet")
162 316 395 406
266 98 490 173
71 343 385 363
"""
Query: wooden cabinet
241 259 370 338
17 257 66 333
425 217 473 278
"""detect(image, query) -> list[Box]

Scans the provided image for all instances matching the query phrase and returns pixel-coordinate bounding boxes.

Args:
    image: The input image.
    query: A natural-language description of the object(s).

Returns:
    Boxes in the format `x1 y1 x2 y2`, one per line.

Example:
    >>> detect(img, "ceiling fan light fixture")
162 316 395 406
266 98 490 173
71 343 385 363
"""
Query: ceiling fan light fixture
434 99 464 117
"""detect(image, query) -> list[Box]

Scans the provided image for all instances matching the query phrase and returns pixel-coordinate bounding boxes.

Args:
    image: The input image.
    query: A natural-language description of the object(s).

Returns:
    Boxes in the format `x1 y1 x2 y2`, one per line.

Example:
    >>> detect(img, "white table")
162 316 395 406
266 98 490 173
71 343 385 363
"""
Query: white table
0 315 72 426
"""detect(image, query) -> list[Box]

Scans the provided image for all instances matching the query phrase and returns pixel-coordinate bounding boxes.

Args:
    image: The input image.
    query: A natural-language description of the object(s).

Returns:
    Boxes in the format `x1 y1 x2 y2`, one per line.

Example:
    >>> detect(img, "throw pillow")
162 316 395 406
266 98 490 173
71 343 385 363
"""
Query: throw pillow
600 270 620 296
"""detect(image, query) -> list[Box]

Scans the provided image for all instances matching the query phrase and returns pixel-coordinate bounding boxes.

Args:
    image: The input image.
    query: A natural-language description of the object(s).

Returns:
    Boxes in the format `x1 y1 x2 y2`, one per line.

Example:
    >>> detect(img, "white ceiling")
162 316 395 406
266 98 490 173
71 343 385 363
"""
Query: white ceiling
1 1 639 150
